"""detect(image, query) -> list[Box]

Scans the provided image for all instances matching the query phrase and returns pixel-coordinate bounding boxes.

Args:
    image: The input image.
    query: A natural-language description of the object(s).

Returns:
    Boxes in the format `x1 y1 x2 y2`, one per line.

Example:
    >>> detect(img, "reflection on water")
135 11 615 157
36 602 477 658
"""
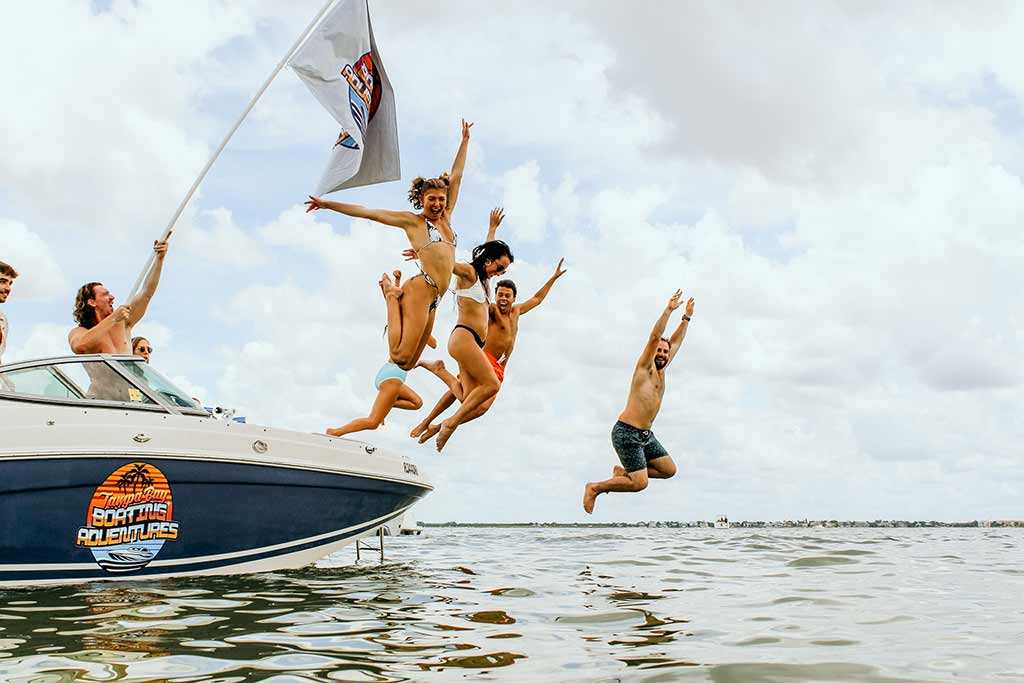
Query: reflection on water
0 528 1021 681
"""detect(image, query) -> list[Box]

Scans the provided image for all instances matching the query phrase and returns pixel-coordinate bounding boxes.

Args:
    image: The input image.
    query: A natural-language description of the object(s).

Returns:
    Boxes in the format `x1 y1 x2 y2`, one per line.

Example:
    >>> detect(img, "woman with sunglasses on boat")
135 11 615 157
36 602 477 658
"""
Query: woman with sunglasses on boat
305 119 472 372
131 336 153 363
416 238 514 452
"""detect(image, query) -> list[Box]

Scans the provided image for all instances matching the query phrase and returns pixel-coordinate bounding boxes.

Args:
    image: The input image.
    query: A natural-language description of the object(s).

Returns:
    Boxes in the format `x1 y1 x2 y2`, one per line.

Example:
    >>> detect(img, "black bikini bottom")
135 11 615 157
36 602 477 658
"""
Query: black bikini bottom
453 324 485 348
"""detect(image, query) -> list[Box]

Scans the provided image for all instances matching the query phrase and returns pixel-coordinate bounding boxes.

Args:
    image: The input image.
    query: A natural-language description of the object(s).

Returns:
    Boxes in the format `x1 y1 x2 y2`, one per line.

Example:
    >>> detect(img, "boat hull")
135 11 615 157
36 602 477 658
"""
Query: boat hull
0 455 427 585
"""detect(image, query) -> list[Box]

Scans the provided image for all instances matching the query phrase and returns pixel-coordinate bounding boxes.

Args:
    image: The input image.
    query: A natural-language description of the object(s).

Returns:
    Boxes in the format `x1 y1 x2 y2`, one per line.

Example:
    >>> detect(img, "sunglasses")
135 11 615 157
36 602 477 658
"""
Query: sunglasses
137 346 154 354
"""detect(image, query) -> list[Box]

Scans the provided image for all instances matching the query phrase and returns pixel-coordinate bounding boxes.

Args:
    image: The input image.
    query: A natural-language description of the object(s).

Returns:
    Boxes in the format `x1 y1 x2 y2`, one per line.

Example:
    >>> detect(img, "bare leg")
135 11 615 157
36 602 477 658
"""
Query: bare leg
646 455 677 480
436 331 500 452
393 384 423 411
410 389 458 439
583 469 649 514
449 391 497 426
416 359 462 396
381 273 403 354
326 380 403 437
391 277 435 369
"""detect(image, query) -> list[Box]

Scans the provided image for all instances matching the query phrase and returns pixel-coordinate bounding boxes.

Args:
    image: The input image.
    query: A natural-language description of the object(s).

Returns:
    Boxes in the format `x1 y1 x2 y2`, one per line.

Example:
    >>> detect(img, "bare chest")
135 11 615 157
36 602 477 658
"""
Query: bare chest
485 311 519 355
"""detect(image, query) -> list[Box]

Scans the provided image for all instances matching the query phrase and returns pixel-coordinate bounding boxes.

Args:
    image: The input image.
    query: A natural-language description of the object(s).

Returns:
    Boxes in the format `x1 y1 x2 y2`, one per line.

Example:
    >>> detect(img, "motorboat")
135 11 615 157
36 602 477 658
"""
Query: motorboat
714 516 730 529
0 354 431 586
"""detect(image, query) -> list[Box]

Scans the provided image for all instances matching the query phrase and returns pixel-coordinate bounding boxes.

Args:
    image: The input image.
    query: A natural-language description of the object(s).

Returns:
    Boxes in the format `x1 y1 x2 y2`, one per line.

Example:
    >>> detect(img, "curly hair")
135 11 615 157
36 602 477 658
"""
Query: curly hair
73 282 103 329
407 173 450 209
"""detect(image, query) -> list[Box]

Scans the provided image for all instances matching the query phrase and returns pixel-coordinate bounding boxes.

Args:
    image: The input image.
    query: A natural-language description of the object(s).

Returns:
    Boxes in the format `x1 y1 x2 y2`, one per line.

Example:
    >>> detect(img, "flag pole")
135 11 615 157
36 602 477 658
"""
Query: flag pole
127 0 340 301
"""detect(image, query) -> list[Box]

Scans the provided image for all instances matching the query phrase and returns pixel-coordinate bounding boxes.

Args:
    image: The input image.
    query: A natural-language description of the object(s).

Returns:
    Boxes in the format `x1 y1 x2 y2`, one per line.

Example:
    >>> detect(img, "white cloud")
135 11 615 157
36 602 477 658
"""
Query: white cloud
0 219 67 300
180 207 269 267
2 1 1024 523
5 323 70 362
498 162 546 242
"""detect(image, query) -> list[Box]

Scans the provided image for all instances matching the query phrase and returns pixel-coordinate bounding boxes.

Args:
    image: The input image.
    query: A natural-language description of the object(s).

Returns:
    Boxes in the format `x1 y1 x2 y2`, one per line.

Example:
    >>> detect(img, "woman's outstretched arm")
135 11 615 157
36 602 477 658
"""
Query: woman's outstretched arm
305 196 418 230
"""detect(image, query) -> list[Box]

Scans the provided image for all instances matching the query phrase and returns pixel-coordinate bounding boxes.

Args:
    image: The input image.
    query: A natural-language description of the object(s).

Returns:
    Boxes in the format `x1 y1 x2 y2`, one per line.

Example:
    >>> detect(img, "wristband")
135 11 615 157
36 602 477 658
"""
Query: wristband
682 315 691 321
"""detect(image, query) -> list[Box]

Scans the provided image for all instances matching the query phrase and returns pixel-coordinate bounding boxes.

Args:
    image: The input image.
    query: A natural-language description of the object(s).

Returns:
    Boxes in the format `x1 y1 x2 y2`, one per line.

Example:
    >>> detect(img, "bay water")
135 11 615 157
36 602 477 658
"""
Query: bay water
1 527 1021 681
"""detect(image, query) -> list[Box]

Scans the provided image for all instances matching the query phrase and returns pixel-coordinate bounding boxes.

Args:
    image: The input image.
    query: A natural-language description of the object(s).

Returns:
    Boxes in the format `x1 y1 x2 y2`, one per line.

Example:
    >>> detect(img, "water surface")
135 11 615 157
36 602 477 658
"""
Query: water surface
1 528 1021 681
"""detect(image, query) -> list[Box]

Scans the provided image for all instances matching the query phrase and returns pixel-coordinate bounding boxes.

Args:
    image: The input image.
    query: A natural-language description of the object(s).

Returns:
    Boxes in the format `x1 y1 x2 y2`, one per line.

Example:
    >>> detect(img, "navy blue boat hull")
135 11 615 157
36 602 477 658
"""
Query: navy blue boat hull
0 456 427 584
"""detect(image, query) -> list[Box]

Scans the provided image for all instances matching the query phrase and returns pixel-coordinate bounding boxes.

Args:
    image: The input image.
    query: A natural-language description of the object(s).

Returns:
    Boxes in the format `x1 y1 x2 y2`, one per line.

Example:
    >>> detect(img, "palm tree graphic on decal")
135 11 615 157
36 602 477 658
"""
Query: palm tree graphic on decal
116 464 155 493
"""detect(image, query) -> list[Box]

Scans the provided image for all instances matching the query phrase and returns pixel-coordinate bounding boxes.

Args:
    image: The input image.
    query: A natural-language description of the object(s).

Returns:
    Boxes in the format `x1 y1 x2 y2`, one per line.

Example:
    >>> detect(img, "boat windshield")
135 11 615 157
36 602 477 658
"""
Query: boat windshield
117 360 201 410
0 361 157 405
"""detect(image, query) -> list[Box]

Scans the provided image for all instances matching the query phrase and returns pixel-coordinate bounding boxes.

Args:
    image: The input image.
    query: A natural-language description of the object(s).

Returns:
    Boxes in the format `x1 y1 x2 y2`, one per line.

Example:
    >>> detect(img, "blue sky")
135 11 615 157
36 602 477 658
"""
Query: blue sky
3 1 1024 522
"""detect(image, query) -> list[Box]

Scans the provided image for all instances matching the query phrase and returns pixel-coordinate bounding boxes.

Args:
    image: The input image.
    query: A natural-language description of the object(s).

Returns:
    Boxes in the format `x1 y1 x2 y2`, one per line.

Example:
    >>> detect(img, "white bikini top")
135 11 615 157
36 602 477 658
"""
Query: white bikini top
425 219 457 248
455 275 488 304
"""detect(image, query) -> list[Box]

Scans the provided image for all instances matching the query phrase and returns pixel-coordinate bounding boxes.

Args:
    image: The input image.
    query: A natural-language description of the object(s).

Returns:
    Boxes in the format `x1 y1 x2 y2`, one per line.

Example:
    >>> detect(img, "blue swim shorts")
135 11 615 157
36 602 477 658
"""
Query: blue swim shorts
374 361 408 390
611 420 669 473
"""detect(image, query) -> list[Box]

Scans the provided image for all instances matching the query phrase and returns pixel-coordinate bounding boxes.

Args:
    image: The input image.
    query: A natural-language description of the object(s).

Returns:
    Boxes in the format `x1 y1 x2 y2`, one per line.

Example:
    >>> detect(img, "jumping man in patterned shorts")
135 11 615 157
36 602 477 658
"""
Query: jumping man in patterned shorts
583 289 694 513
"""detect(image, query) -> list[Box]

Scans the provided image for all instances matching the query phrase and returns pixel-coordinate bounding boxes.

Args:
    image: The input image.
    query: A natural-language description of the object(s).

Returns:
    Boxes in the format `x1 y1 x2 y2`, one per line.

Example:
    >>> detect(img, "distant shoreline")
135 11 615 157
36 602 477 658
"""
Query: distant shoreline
421 520 1023 528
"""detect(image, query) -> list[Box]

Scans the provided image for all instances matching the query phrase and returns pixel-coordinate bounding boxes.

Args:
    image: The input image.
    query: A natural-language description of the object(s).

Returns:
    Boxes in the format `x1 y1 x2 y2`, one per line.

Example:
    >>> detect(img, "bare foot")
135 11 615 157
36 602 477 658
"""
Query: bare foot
583 483 599 514
410 419 431 439
417 359 445 375
380 272 401 299
393 269 403 287
417 423 441 444
435 420 457 452
612 465 626 477
326 427 344 437
426 334 438 349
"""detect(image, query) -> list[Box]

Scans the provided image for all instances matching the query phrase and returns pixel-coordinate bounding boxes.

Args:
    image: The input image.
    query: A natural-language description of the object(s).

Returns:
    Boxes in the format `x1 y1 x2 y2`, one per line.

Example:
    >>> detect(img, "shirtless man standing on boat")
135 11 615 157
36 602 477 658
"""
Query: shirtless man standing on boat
69 237 171 356
583 290 694 514
412 256 567 439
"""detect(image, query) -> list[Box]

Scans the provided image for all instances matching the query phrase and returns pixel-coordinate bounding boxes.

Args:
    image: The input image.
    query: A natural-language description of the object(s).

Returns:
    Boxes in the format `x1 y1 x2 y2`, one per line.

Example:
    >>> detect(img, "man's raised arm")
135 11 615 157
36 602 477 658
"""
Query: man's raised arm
665 296 694 367
637 290 682 367
519 258 567 316
128 238 170 327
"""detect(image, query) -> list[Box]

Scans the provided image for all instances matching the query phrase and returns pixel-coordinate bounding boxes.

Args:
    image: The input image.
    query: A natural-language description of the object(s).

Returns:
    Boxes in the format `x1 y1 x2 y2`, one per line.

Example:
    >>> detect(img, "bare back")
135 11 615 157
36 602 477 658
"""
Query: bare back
619 363 666 430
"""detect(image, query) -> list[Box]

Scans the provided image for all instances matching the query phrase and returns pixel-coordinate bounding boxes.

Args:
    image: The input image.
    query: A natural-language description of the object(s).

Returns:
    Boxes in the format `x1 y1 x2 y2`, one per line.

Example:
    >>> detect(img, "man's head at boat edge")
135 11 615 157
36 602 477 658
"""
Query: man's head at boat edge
407 173 450 220
73 282 115 329
0 261 17 303
495 279 517 314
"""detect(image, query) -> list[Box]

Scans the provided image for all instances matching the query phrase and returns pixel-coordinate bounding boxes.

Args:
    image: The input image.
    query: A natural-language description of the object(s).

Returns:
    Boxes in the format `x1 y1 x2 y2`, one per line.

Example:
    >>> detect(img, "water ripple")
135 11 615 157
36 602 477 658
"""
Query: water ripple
0 528 1020 681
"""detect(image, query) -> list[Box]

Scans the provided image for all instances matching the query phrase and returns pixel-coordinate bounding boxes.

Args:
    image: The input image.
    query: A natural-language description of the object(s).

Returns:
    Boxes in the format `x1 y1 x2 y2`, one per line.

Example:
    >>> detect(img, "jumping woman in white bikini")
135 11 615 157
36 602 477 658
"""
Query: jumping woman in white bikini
417 239 514 452
305 119 472 371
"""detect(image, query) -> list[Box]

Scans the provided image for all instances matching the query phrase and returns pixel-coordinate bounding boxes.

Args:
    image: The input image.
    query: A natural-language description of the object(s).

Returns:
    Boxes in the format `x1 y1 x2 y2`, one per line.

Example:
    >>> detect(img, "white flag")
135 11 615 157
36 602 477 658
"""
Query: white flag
289 0 400 194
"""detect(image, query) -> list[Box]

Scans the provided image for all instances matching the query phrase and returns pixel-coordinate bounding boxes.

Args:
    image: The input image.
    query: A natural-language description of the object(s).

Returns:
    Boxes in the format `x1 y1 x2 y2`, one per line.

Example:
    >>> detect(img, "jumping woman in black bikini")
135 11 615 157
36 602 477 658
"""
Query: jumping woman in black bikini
305 119 472 371
417 238 514 452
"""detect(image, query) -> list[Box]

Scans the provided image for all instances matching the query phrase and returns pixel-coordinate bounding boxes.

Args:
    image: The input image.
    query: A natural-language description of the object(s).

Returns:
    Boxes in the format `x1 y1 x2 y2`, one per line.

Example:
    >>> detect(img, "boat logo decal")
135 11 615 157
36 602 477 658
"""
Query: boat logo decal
403 462 418 475
75 462 179 573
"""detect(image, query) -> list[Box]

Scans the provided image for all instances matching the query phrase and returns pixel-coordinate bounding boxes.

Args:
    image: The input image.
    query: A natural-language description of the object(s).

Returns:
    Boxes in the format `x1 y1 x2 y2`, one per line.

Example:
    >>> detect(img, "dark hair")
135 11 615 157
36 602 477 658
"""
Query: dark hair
73 282 103 329
407 173 450 209
659 336 672 348
0 261 18 279
131 337 149 353
469 240 514 301
495 279 517 298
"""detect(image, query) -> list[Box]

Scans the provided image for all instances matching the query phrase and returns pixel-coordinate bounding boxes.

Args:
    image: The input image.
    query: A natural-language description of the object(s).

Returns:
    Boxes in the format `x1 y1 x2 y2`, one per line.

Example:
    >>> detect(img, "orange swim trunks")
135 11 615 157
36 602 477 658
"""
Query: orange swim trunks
485 350 505 383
